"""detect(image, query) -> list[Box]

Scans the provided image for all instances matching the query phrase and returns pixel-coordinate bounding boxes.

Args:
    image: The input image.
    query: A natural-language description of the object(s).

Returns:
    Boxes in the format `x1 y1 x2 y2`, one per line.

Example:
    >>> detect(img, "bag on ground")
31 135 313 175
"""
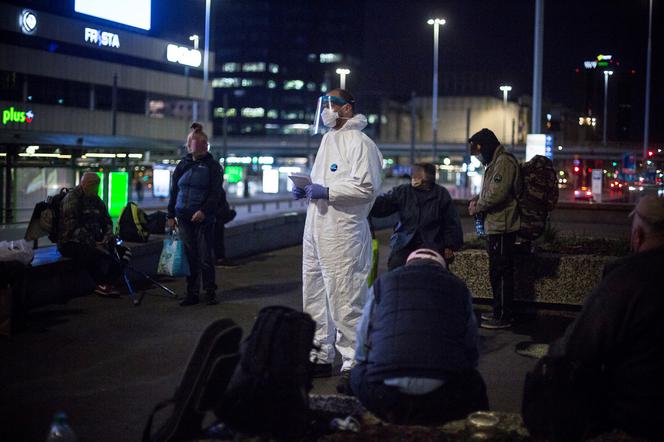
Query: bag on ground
146 211 168 234
143 318 242 442
116 202 150 242
157 232 190 277
510 154 559 240
216 305 316 439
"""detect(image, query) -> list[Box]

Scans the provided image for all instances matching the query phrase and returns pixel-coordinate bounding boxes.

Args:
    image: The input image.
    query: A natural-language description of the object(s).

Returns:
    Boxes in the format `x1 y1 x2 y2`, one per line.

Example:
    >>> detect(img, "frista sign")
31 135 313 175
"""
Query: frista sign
2 107 34 125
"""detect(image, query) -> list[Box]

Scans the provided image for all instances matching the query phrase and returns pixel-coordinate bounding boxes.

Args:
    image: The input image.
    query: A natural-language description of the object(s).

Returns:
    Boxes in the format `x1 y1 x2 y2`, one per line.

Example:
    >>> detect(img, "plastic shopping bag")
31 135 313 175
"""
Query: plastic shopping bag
157 232 190 277
0 239 34 265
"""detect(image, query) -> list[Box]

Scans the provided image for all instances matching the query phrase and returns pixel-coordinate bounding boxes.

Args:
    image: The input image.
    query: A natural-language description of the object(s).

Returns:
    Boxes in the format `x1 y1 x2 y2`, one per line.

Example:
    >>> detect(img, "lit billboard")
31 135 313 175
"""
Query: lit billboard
75 0 151 31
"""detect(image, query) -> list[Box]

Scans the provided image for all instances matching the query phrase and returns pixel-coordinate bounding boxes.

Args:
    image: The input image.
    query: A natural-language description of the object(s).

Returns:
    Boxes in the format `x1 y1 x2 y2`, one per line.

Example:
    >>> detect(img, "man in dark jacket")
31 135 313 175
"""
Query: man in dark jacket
57 172 123 296
468 128 521 329
541 195 664 439
370 163 463 270
351 248 488 425
167 123 223 306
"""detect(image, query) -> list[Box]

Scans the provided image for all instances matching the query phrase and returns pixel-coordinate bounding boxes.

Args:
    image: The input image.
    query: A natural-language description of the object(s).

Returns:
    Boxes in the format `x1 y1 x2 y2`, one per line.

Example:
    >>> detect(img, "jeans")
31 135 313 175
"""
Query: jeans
177 218 217 297
350 364 489 425
487 232 517 320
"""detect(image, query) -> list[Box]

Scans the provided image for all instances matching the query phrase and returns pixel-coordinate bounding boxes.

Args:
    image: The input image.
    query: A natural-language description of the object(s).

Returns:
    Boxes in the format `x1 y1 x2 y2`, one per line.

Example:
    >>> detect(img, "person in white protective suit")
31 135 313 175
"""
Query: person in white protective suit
292 88 383 394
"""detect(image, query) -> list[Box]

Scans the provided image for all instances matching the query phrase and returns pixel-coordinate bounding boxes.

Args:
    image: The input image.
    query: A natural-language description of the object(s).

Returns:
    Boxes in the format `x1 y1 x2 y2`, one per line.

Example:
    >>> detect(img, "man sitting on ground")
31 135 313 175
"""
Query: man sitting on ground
350 248 488 425
541 195 664 439
57 172 124 296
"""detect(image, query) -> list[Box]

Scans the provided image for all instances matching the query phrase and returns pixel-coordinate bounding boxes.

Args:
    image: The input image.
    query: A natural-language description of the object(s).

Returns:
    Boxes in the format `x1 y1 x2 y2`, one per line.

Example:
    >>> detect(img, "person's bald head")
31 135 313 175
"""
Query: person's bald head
80 172 100 196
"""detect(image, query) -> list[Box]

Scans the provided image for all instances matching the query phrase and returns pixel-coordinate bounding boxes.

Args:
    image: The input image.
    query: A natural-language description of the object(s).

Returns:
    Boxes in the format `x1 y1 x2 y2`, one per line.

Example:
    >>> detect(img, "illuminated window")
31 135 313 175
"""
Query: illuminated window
213 107 236 118
268 63 279 74
284 80 304 90
241 78 265 87
267 109 278 119
306 82 316 91
242 62 266 72
267 80 276 89
241 107 265 118
212 78 240 88
283 123 310 134
319 53 342 63
222 62 239 72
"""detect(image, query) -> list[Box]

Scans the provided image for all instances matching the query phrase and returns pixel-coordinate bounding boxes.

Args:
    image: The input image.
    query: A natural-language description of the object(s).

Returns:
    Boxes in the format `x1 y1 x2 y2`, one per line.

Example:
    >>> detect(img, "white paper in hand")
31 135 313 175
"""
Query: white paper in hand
288 173 312 189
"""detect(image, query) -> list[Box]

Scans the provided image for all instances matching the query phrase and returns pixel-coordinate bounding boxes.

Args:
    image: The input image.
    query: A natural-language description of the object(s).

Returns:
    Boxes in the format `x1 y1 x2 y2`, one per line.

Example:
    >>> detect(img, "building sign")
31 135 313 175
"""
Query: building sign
591 169 603 202
2 107 34 125
166 44 202 67
85 27 120 48
19 9 37 34
584 54 613 69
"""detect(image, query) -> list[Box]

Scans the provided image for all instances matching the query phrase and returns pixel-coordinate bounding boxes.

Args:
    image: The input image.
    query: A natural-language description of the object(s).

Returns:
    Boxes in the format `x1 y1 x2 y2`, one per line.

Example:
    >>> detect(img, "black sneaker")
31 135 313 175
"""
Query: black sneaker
215 258 237 268
480 311 494 321
480 317 513 329
336 370 352 395
310 363 333 378
205 292 219 305
179 296 199 306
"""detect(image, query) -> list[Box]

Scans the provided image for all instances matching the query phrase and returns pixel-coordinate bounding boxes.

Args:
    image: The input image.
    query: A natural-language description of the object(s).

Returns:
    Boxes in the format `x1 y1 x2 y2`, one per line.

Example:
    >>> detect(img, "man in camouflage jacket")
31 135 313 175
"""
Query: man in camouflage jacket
468 129 521 329
57 172 122 296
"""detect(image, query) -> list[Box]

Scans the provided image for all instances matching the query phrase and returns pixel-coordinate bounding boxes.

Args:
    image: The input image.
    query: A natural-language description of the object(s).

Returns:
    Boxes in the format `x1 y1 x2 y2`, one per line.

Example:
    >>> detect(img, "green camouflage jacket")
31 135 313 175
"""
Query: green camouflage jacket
476 145 521 234
57 186 113 248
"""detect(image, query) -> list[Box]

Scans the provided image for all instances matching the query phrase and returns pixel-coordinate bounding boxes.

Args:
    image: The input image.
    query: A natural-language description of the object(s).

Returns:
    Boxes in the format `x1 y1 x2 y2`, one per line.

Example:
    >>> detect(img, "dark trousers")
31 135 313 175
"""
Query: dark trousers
58 242 122 285
178 218 217 297
487 232 517 320
351 364 489 425
214 222 225 260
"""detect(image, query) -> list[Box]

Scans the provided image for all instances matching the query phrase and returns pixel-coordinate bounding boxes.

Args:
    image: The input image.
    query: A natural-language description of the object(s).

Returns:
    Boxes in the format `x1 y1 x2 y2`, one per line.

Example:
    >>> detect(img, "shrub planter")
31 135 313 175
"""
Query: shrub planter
453 249 618 306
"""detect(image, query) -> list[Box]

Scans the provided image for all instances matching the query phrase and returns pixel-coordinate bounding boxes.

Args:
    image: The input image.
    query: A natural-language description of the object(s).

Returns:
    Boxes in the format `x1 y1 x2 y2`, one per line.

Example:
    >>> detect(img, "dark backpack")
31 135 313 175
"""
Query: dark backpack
217 306 316 439
143 319 243 442
507 154 559 240
146 211 168 234
116 202 150 242
39 187 72 243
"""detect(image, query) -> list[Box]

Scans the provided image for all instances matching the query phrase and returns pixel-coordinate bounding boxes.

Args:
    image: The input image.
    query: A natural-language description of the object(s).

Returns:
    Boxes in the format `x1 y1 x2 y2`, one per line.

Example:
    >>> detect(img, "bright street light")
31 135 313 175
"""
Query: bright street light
603 70 613 146
335 68 350 89
499 85 512 143
427 17 446 164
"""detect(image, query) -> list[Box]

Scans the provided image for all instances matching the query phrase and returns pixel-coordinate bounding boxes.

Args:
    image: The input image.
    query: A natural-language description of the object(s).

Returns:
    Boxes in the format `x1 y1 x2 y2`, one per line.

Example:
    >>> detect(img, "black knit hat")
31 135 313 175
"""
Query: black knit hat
468 128 500 147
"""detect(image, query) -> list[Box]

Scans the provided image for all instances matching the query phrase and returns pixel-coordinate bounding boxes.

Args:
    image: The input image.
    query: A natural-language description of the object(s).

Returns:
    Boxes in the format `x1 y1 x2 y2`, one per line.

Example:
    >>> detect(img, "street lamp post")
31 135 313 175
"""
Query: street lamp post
202 0 211 124
499 85 512 143
335 68 350 89
427 18 446 164
187 34 199 120
603 70 613 146
643 0 653 166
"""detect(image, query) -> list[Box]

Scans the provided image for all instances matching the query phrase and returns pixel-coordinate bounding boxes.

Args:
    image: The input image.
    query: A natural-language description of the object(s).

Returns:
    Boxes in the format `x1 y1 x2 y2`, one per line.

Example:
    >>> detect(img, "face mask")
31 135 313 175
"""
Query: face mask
321 107 339 128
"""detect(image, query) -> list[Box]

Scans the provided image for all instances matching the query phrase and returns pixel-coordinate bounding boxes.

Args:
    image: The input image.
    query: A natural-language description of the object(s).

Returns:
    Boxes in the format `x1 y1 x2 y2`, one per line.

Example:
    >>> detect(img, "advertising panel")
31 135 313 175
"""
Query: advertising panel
75 0 151 30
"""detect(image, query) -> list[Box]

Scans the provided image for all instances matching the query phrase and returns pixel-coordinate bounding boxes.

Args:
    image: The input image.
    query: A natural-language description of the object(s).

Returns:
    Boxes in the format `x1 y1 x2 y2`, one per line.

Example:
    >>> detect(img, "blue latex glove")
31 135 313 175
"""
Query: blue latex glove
305 183 329 200
292 187 306 200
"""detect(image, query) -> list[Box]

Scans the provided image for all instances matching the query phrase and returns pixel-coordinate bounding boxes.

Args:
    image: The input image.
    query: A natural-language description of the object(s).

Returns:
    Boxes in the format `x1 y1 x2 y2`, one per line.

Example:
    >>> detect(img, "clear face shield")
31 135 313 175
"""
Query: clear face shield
312 94 348 135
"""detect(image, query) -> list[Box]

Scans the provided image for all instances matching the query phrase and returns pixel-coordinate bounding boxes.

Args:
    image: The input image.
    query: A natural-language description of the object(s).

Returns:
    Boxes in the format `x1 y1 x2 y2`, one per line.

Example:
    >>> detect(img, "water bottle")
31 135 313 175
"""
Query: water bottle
46 412 78 442
474 213 486 239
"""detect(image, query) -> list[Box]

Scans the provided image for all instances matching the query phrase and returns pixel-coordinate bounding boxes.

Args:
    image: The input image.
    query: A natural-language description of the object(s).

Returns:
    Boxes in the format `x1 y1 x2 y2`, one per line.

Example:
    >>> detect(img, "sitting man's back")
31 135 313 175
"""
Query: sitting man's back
544 195 664 439
351 249 488 425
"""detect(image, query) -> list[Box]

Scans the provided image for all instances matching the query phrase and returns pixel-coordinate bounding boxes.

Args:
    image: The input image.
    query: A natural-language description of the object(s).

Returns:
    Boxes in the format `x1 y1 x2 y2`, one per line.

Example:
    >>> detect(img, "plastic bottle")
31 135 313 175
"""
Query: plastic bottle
46 412 78 442
474 213 486 239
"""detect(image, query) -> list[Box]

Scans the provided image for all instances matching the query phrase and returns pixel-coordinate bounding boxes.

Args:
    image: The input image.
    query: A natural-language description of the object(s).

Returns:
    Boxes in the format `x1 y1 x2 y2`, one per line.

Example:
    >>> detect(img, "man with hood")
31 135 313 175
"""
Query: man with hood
293 89 383 393
167 123 223 306
468 128 521 329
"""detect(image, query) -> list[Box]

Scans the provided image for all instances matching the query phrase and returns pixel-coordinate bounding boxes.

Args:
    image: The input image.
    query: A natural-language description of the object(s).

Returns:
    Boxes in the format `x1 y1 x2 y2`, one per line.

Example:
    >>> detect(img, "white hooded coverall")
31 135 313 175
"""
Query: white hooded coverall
303 114 384 371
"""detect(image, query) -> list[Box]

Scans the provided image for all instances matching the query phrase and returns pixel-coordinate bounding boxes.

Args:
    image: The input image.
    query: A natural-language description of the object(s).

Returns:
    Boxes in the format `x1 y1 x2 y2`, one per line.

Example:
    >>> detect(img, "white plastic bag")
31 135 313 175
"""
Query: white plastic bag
0 239 35 265
157 232 190 277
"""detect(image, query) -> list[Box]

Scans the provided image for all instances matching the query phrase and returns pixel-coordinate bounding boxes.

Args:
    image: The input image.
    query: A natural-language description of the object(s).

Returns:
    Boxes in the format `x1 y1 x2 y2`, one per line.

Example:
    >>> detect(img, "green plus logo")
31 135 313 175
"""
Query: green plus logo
2 107 34 125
